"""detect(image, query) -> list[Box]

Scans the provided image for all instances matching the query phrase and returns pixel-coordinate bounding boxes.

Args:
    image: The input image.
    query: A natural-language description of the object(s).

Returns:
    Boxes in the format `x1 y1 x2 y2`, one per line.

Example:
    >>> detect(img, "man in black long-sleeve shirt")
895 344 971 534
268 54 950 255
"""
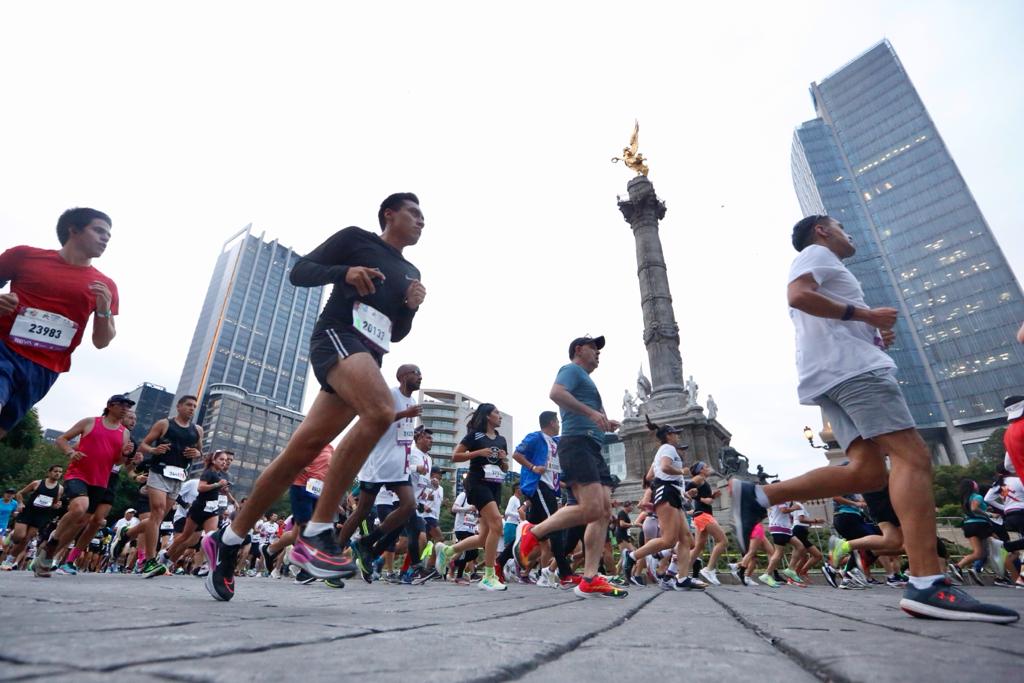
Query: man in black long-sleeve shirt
203 192 427 602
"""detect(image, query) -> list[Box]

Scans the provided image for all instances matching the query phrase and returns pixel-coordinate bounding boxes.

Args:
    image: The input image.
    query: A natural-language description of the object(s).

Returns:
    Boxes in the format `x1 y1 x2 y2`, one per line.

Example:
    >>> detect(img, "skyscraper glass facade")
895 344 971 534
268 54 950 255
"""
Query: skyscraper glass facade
792 41 1024 462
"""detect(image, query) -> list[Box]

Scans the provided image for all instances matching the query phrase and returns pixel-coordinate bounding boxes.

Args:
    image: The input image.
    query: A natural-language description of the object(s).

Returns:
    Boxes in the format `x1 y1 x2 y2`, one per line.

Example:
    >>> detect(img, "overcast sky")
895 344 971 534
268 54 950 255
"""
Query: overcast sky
2 1 1021 478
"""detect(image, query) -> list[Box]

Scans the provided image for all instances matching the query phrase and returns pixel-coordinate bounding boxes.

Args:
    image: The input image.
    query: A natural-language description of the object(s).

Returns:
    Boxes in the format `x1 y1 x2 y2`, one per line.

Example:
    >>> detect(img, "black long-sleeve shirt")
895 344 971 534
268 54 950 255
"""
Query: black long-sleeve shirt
290 227 421 345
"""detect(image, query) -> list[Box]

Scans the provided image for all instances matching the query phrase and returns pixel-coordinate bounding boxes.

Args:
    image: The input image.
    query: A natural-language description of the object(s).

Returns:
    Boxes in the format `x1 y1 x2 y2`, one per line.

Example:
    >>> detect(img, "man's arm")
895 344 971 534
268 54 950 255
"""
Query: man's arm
89 281 116 349
787 273 898 330
56 418 93 461
138 419 169 456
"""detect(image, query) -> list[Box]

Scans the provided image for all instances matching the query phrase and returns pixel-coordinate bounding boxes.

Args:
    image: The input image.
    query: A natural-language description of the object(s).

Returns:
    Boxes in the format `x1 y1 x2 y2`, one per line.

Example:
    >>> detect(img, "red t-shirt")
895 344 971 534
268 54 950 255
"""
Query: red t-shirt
1005 420 1024 479
0 246 119 373
293 445 333 487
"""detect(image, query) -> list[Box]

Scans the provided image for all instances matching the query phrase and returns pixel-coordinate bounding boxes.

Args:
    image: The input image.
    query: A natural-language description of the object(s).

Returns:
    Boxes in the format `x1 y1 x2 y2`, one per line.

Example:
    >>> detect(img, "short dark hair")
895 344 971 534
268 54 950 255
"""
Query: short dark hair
539 411 558 428
377 193 419 230
178 395 198 405
56 207 111 246
791 214 828 252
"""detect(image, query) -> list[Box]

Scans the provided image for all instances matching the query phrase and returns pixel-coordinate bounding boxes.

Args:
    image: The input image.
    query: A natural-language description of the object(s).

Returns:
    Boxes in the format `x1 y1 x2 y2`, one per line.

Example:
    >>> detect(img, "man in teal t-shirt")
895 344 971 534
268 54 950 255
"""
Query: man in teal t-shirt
516 335 626 598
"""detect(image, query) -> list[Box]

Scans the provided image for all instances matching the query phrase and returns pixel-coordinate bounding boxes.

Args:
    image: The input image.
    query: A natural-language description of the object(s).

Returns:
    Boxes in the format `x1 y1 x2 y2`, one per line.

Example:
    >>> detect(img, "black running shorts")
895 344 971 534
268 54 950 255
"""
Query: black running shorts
833 512 869 540
863 488 900 527
465 476 501 511
792 525 814 549
651 478 684 510
558 435 613 488
527 483 559 524
64 478 107 514
309 327 383 394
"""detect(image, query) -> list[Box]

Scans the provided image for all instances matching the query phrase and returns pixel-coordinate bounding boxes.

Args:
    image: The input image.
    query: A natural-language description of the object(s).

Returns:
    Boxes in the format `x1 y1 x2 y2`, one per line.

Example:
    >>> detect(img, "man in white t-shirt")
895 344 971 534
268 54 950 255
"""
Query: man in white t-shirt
401 426 436 582
730 214 1016 624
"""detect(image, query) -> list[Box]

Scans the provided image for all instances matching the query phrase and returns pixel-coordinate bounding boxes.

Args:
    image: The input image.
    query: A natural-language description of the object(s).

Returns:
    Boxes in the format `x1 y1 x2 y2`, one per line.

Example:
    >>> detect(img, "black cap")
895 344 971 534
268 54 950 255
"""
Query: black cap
4 487 15 494
568 335 605 359
107 394 135 407
414 425 433 436
656 424 683 440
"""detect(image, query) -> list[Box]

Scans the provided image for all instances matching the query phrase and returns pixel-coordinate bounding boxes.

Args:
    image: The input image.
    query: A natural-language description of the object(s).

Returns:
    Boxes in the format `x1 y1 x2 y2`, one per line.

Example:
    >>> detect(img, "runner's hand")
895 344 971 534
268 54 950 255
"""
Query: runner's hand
608 419 621 432
183 447 200 459
533 465 546 475
345 267 385 296
405 280 426 309
879 328 896 349
153 443 171 455
589 410 611 432
0 292 18 315
398 404 423 419
863 307 898 330
69 450 87 462
89 281 112 313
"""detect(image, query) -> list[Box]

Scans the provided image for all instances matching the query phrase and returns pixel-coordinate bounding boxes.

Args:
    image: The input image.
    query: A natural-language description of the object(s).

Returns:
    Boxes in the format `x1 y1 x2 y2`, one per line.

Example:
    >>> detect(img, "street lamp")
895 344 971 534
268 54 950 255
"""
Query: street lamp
803 426 829 450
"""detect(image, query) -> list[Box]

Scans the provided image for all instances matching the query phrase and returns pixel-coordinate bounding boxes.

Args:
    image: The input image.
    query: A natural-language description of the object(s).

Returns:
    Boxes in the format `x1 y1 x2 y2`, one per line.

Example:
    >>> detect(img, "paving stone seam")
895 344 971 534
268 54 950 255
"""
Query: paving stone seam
459 591 663 683
704 590 851 683
744 589 1024 659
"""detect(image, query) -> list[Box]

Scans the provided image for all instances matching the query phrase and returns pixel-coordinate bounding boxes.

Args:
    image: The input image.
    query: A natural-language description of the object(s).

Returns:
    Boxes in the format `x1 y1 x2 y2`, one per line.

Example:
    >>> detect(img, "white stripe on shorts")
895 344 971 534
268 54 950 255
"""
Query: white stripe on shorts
325 328 350 358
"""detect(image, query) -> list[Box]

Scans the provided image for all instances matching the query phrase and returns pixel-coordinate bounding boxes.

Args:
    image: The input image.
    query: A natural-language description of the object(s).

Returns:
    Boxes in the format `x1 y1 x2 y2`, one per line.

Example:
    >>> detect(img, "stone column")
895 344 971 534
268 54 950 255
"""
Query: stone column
618 176 686 411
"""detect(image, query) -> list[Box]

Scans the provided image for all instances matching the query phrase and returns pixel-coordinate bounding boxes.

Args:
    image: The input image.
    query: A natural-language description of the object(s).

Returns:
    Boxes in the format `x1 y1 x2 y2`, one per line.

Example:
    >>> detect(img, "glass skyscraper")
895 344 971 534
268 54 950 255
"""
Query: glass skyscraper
175 225 322 493
791 40 1024 464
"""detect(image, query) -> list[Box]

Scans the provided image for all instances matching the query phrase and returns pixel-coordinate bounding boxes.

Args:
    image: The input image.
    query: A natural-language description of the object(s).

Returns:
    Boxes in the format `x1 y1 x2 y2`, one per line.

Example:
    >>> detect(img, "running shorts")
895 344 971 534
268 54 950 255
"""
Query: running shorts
424 517 439 535
651 478 683 510
558 435 613 487
863 488 900 527
173 517 187 534
771 532 793 546
464 475 501 511
792 524 814 549
962 521 992 539
309 326 383 394
641 515 660 543
812 368 915 452
502 522 517 548
527 484 559 524
64 478 107 514
1004 510 1024 533
750 523 766 541
692 511 717 533
0 340 60 432
833 512 869 540
289 484 318 525
14 507 54 530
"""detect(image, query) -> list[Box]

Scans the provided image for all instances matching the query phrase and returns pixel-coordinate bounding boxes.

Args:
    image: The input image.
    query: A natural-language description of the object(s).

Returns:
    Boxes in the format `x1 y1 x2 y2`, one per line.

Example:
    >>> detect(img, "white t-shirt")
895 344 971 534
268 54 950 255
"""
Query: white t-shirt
541 434 559 489
767 504 793 533
651 444 683 484
173 479 201 521
113 517 139 534
788 245 895 403
453 491 478 533
259 521 279 544
422 483 443 519
409 446 432 501
358 387 416 483
374 487 398 507
1002 477 1024 514
504 496 522 525
790 501 809 527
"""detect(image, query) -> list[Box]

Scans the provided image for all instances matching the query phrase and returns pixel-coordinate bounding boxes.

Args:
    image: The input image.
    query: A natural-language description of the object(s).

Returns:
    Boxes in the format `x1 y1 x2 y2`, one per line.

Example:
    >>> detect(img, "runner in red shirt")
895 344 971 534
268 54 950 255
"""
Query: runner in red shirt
1003 395 1024 478
32 394 134 577
0 208 119 439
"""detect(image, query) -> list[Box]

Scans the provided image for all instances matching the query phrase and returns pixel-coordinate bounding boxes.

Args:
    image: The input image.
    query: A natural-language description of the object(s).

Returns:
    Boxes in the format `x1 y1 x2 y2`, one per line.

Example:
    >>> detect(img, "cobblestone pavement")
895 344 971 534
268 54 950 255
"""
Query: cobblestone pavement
1 573 1021 682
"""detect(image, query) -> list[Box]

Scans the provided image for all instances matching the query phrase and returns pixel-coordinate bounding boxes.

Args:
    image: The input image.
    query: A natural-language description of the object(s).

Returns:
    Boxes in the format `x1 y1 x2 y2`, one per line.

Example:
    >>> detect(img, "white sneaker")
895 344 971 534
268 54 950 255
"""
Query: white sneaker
743 576 757 586
699 567 721 586
539 567 558 588
728 563 740 580
271 566 281 579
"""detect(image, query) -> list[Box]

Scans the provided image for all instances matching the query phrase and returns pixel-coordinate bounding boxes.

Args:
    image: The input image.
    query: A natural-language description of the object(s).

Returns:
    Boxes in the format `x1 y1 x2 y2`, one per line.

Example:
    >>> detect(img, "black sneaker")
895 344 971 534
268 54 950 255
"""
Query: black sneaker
821 563 840 589
900 577 1019 624
412 566 440 585
993 576 1014 588
729 479 766 555
629 574 646 587
323 577 345 589
674 576 706 591
260 544 278 571
202 529 240 602
291 530 356 579
293 569 317 585
691 557 703 579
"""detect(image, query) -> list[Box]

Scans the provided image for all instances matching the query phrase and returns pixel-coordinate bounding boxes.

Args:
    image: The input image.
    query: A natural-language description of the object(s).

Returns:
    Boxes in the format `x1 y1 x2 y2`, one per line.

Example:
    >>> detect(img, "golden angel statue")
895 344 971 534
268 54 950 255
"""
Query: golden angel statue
611 120 649 176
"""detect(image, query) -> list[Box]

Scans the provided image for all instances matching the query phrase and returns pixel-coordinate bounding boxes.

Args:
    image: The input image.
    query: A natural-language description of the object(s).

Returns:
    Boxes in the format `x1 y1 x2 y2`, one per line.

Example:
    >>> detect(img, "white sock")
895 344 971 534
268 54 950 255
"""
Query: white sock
908 573 944 589
754 485 770 508
221 527 244 546
667 560 678 575
303 521 333 537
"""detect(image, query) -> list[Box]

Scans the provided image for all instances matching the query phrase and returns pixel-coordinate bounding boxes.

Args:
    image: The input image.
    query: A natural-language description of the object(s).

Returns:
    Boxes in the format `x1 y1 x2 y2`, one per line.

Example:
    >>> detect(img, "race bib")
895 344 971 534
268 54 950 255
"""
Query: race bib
204 500 219 513
33 495 54 508
162 466 186 481
8 307 78 351
305 478 324 497
398 419 415 445
352 302 391 353
160 521 174 531
217 495 228 508
483 464 504 483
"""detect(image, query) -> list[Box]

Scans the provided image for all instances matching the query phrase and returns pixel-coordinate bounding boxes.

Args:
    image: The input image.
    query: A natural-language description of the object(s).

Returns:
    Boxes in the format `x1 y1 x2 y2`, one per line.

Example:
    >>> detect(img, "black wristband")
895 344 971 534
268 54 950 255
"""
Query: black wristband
841 304 855 321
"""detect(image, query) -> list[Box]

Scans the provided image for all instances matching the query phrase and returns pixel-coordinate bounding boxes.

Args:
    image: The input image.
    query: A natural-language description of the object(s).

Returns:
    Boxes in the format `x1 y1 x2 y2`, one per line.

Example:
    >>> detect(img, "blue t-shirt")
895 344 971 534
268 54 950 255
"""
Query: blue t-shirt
554 362 604 442
0 499 18 529
515 431 560 497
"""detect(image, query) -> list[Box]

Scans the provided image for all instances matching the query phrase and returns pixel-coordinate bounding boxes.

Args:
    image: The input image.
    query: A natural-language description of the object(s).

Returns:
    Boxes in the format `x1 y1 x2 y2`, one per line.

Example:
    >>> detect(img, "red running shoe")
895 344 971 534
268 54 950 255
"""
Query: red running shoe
574 575 628 598
515 523 538 568
494 562 505 583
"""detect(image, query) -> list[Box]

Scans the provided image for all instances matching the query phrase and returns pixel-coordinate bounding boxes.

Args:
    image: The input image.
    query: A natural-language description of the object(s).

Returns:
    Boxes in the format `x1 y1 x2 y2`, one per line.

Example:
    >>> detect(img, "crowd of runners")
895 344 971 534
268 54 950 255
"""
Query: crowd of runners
1 202 1022 625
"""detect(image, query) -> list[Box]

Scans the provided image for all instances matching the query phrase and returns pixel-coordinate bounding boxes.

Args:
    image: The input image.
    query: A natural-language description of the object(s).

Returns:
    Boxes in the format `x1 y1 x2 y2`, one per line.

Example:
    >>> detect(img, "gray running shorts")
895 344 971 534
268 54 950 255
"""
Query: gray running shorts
147 471 184 497
814 368 916 452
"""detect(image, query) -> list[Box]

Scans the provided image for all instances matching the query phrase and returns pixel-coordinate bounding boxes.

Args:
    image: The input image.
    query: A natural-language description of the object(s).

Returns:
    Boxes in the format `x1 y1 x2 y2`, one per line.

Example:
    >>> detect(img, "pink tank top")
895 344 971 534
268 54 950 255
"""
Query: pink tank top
65 417 125 487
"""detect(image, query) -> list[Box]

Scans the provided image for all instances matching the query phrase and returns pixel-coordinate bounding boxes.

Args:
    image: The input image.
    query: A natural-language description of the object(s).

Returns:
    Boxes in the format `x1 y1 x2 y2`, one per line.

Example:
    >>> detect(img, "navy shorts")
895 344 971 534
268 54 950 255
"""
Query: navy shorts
64 478 107 514
289 484 318 525
0 340 59 432
424 517 439 535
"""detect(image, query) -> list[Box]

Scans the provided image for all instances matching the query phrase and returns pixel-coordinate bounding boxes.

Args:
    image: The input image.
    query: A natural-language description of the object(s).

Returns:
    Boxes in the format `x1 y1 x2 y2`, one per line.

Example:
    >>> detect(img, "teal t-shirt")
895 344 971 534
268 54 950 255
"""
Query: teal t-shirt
0 499 17 529
554 362 604 442
963 493 989 523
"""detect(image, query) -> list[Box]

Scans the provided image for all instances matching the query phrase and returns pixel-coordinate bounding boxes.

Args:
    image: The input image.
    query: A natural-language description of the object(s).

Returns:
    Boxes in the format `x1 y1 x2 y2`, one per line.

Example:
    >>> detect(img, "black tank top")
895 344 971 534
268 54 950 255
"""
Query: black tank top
153 420 199 473
28 479 60 510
